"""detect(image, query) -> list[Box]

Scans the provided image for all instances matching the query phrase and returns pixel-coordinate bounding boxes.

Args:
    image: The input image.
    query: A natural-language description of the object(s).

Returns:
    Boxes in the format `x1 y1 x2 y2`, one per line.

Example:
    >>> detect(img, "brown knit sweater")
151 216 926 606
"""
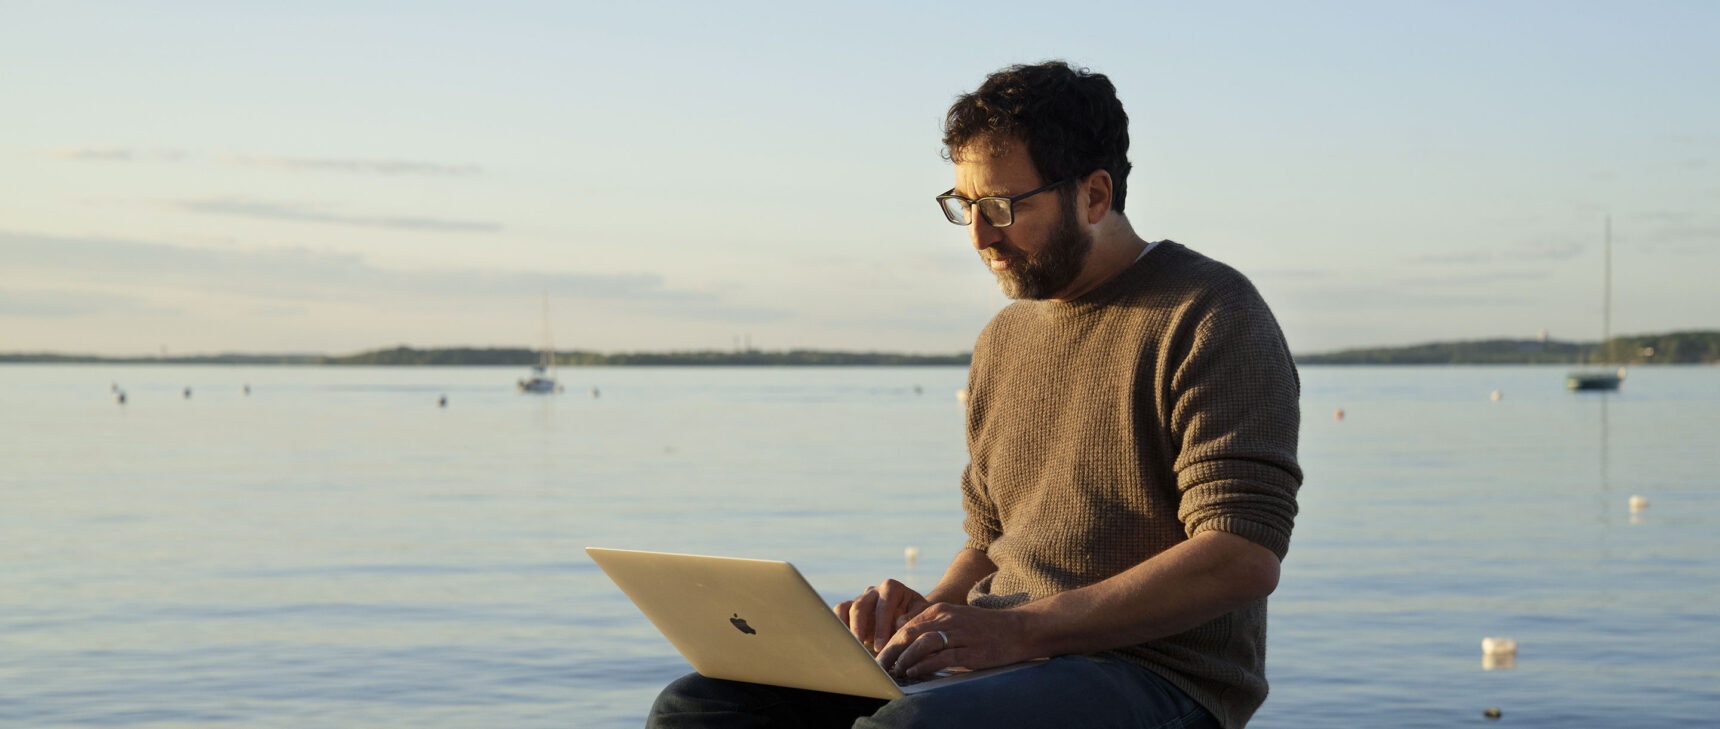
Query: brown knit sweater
961 241 1302 729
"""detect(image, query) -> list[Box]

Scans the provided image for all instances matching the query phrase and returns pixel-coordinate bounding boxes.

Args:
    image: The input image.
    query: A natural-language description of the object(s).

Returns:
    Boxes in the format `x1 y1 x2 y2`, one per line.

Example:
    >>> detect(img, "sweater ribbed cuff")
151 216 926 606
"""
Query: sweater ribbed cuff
1189 515 1291 560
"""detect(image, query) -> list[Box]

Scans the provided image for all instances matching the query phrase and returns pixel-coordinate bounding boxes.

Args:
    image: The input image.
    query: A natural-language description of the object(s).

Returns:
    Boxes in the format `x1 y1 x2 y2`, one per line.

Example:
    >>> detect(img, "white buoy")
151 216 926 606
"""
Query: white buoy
904 546 920 568
955 389 970 405
1490 389 1503 401
1481 637 1517 670
1629 495 1649 512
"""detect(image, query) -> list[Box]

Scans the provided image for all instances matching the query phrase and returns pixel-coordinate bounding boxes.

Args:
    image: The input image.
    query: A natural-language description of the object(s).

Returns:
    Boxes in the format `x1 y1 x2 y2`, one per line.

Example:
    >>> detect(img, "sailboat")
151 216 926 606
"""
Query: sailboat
1566 216 1624 391
518 294 563 394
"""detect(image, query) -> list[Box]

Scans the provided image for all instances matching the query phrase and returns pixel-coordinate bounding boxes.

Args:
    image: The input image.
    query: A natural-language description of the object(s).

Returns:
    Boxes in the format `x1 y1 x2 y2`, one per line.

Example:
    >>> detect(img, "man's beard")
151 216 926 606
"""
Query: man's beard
987 193 1093 300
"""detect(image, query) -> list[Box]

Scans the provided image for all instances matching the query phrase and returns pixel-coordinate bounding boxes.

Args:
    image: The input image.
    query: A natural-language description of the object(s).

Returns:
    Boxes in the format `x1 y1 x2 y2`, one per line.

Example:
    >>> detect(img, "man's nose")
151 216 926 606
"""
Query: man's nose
969 214 1003 251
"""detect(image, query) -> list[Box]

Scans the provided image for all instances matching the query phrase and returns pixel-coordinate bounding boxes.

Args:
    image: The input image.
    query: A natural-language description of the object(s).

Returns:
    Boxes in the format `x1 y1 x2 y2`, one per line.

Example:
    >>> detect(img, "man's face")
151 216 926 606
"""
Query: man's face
951 137 1092 300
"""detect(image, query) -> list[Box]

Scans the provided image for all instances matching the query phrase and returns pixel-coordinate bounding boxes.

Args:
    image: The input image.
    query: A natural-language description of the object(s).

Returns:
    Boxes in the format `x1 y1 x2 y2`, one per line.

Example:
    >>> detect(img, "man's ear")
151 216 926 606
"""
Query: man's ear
1081 169 1113 225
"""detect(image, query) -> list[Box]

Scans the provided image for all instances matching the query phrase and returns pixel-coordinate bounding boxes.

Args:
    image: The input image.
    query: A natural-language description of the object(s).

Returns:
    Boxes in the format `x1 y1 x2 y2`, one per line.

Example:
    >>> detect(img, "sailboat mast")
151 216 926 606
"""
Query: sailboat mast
541 293 555 373
1602 215 1612 365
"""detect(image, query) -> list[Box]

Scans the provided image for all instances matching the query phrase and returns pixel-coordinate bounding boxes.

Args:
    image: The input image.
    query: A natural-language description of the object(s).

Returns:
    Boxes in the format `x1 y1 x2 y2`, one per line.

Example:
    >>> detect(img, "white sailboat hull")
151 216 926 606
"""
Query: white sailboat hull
519 294 561 394
518 377 560 393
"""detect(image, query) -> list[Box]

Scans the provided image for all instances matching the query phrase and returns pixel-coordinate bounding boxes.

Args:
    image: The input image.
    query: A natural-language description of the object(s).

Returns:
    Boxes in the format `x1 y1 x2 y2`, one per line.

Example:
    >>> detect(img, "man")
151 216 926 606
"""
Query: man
648 60 1300 729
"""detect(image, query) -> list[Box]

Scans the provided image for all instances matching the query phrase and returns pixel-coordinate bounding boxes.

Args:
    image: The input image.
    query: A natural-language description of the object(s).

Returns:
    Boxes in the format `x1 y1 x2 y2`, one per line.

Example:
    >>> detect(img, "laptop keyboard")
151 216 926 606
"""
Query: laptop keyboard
893 668 959 687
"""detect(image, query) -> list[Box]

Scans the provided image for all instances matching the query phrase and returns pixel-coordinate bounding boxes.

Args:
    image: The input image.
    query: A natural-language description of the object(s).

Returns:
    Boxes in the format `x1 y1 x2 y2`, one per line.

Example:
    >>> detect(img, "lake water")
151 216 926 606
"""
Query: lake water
2 364 1716 728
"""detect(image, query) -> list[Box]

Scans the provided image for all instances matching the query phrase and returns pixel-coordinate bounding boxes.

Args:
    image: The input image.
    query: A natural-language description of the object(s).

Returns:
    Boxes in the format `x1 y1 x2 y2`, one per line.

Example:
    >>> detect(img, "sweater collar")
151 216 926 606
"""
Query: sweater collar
1035 240 1180 317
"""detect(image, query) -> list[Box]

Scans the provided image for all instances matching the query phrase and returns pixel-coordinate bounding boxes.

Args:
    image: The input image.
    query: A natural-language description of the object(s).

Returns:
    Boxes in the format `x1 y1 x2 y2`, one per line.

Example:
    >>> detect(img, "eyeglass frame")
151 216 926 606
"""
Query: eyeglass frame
935 178 1073 228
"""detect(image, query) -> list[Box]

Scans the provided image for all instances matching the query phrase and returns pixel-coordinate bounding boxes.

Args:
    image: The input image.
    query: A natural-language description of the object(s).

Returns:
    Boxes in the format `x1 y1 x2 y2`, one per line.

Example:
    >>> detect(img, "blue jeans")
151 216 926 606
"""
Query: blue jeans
645 654 1220 729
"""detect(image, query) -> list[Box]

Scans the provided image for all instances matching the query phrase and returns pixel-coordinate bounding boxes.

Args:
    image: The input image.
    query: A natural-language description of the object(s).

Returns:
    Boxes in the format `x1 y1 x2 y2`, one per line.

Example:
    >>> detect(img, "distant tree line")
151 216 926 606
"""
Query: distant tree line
317 346 973 366
1297 330 1720 365
1612 330 1720 365
9 331 1718 366
317 346 539 365
1 346 970 366
0 352 321 364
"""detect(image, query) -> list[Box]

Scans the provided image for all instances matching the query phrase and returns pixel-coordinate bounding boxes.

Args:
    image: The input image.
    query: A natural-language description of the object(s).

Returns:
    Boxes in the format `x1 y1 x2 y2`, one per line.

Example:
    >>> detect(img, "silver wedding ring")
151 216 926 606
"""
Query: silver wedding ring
937 630 949 649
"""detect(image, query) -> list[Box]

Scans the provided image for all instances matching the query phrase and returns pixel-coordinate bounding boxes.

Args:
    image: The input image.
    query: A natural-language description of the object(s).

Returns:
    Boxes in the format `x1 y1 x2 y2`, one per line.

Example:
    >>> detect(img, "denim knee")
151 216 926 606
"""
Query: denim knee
646 673 757 728
851 689 960 729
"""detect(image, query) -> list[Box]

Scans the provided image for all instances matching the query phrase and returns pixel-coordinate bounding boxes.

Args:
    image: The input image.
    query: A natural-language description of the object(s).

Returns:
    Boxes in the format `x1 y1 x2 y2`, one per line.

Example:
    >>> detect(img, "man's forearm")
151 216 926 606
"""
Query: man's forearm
925 548 995 606
1013 531 1281 658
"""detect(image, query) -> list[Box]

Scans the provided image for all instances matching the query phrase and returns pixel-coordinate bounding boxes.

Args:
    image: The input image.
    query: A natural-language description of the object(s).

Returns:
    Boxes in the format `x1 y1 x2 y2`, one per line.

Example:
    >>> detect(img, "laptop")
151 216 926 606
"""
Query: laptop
586 547 1038 699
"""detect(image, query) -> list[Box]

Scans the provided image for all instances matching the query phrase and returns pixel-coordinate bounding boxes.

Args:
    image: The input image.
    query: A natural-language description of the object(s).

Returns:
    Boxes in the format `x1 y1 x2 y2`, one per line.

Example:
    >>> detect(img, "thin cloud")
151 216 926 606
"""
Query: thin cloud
0 231 789 321
1407 250 1495 265
1509 239 1585 262
1632 210 1696 224
51 147 188 162
248 304 311 318
1395 270 1549 287
0 288 176 317
1611 211 1718 254
1636 223 1720 254
176 197 503 233
48 148 480 177
1407 237 1586 266
224 155 483 177
1248 268 1335 282
1279 283 1532 311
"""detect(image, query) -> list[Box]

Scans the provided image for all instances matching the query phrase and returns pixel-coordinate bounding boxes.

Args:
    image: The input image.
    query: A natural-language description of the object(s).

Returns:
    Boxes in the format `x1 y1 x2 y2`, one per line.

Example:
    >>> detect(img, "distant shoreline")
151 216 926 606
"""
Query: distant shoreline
0 347 974 367
1296 330 1719 365
5 330 1718 366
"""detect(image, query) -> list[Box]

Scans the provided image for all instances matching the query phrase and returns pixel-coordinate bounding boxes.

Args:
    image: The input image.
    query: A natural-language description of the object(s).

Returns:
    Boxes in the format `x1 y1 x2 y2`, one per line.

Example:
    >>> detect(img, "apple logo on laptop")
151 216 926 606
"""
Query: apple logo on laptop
730 613 757 635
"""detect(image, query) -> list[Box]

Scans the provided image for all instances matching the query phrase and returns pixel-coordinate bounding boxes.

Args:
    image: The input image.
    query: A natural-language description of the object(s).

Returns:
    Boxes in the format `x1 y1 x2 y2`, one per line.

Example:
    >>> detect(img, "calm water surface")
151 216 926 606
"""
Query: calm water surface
2 364 1716 728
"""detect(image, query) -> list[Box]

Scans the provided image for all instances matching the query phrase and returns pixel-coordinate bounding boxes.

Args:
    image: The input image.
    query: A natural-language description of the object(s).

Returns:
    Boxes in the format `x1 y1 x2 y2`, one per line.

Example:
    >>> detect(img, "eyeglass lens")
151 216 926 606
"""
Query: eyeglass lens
940 196 969 224
941 196 1014 227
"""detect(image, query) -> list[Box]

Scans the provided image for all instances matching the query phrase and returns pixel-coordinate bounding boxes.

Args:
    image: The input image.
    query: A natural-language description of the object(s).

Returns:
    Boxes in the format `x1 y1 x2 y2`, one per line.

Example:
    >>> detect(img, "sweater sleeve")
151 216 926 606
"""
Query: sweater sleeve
960 461 1001 552
1167 283 1303 559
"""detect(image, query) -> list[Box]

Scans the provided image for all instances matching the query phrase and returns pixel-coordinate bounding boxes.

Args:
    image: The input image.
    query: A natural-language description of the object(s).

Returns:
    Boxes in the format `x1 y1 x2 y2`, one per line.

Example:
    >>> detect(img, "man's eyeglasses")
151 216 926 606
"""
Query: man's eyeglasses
936 179 1071 228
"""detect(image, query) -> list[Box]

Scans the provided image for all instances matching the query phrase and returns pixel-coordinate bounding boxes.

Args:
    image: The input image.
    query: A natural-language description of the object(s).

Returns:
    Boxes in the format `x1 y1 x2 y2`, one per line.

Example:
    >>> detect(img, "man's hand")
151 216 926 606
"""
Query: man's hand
874 602 1036 679
834 579 931 654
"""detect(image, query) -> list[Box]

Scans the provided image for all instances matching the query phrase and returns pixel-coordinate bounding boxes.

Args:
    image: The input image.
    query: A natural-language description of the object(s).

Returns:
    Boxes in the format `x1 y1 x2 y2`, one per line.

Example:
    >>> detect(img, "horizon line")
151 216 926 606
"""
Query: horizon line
6 328 1718 362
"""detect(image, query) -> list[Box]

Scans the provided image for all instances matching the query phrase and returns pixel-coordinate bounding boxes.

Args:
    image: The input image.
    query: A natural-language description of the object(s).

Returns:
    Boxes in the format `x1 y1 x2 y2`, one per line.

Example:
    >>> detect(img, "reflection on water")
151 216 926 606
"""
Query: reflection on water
1482 651 1518 671
1595 392 1613 533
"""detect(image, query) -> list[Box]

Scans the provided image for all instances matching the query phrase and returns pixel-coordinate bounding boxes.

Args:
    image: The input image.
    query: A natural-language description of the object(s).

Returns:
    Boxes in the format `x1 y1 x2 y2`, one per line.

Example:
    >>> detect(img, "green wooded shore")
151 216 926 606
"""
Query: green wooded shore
1297 330 1720 365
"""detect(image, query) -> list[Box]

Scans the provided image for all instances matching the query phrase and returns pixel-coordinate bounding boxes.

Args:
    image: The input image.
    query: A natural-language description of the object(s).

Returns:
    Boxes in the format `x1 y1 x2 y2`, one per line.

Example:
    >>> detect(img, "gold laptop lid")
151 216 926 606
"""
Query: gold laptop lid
586 547 904 699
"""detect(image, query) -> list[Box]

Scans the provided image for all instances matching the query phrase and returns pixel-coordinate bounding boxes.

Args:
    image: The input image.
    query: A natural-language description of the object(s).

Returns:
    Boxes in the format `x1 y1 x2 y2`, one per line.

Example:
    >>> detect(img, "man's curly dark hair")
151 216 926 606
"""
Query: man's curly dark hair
942 60 1132 214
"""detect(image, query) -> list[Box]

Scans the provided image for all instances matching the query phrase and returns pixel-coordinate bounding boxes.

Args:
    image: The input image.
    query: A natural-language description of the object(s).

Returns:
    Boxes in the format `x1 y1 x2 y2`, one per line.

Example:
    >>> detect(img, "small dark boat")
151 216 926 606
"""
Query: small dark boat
1567 216 1623 392
1566 369 1623 391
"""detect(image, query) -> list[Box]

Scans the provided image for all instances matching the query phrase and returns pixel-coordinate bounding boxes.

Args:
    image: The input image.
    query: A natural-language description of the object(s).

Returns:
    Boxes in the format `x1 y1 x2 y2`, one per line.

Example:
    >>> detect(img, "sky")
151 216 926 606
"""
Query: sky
3 1 1717 357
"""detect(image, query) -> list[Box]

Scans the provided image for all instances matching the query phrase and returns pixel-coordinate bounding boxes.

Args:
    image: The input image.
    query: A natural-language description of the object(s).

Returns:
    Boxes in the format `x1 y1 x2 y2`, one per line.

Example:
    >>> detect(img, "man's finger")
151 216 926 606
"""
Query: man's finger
903 642 960 679
884 628 946 678
875 622 917 672
848 589 878 646
872 583 906 651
